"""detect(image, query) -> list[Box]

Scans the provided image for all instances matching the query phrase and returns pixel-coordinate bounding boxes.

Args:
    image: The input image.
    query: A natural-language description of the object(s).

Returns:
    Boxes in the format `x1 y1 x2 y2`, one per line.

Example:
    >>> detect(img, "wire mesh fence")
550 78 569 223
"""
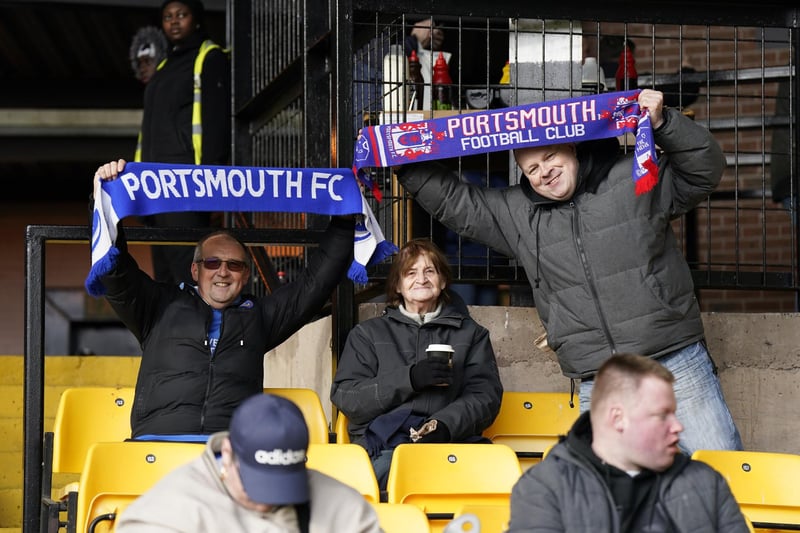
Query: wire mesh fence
236 3 798 310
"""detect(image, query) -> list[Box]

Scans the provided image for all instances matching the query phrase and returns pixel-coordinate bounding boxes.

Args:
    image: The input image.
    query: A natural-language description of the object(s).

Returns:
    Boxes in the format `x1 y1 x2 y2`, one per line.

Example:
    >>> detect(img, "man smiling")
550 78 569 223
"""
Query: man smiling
395 89 742 454
93 159 355 441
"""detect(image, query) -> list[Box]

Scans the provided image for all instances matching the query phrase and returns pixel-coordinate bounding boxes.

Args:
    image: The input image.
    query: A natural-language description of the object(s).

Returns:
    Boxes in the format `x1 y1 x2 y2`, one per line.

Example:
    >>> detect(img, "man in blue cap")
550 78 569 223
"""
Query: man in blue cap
116 394 382 532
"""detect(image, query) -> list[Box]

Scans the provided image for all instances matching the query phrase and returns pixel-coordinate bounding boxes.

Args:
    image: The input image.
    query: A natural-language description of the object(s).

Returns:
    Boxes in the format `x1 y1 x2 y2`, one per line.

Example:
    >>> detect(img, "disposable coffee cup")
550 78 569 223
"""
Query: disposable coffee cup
426 344 454 367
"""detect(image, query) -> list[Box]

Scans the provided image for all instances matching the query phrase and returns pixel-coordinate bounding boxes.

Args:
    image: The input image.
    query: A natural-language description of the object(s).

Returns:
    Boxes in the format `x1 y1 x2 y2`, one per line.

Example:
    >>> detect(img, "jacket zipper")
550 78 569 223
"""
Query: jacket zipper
200 311 219 431
572 201 617 355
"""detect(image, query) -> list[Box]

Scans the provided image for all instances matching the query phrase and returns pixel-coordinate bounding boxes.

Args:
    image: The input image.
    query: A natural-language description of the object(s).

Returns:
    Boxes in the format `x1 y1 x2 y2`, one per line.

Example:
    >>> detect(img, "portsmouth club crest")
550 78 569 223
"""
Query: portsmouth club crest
385 121 446 160
609 93 640 132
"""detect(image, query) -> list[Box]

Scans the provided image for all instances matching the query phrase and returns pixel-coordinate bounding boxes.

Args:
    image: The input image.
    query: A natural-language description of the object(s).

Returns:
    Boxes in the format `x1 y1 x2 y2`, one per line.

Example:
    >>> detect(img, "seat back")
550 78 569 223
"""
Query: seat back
452 503 510 533
442 513 480 533
542 442 557 460
306 443 380 503
84 492 138 533
75 441 204 533
386 443 521 532
52 387 135 474
482 391 578 470
691 449 800 530
370 502 431 533
264 387 330 444
335 410 350 443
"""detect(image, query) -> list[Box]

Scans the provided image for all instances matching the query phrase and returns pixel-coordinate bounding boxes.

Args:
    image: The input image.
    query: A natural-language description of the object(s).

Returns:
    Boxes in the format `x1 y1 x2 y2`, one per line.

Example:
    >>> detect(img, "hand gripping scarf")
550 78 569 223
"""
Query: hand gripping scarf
86 162 398 296
353 89 658 197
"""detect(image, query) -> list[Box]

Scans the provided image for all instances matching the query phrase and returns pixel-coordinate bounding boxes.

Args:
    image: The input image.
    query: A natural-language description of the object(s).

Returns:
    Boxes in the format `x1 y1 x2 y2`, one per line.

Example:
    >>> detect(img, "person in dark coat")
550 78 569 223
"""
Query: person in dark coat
138 0 230 286
331 238 503 489
395 89 742 454
506 353 750 533
93 159 354 440
129 25 168 85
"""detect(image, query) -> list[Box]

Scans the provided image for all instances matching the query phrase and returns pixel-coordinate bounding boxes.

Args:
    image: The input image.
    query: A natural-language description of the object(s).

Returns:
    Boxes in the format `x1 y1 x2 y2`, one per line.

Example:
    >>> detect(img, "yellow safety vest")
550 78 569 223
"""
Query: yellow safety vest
135 40 224 165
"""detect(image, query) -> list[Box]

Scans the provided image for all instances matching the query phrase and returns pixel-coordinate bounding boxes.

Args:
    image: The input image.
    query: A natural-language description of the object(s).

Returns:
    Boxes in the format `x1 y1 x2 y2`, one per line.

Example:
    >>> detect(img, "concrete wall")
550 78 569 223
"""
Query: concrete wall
263 316 336 423
267 305 800 455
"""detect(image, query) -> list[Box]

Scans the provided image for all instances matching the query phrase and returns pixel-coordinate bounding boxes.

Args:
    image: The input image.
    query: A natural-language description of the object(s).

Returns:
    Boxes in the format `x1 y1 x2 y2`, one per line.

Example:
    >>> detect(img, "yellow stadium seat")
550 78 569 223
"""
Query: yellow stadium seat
51 387 136 475
482 391 579 471
386 443 522 533
452 503 510 533
74 440 204 533
691 449 800 531
542 442 556 460
442 513 480 533
335 410 350 443
264 387 331 444
42 387 136 531
42 385 136 512
84 492 138 533
370 502 431 533
306 443 380 503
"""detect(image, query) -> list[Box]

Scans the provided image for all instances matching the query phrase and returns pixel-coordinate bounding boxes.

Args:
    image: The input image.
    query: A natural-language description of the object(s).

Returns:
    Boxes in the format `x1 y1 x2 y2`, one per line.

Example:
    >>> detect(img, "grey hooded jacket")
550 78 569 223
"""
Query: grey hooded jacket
396 108 725 378
506 412 750 533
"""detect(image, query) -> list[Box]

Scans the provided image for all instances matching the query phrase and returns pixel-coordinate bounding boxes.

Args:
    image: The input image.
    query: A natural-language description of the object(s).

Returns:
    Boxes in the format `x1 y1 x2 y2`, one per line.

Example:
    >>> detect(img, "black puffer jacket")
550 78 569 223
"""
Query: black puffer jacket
396 108 726 378
331 299 503 444
101 218 354 437
506 412 750 533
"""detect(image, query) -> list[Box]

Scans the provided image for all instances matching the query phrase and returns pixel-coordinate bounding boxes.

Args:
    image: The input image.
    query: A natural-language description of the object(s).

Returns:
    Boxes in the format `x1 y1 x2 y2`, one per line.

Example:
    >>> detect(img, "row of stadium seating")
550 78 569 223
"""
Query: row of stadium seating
42 387 800 532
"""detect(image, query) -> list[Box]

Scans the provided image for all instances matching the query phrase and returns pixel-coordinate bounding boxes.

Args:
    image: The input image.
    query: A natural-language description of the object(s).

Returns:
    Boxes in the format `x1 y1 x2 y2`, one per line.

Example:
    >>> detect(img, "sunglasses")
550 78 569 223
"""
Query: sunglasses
195 257 248 272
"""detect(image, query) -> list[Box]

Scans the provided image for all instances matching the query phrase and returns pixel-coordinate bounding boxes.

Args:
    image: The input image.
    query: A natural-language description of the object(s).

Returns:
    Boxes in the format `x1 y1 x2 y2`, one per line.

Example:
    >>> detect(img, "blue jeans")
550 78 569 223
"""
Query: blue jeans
579 341 743 454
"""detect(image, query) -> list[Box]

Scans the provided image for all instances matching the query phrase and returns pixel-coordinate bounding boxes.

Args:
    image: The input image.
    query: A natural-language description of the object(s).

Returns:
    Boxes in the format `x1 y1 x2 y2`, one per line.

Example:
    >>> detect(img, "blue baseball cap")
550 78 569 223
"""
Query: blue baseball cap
229 394 310 505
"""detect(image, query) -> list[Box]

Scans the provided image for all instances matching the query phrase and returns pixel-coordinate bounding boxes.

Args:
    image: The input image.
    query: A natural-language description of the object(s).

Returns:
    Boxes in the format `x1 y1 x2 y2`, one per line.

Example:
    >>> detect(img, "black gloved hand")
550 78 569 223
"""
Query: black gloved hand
410 358 453 391
417 421 451 443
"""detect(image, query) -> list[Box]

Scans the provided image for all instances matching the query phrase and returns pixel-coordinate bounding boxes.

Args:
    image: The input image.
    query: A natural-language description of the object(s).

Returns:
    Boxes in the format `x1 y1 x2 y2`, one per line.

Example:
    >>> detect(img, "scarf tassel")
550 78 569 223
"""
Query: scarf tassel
635 156 659 196
85 246 119 297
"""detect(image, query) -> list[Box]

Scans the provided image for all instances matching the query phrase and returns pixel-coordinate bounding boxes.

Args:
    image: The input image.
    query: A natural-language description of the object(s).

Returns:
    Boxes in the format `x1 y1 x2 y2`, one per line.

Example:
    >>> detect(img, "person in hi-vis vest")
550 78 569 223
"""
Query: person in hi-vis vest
136 0 230 287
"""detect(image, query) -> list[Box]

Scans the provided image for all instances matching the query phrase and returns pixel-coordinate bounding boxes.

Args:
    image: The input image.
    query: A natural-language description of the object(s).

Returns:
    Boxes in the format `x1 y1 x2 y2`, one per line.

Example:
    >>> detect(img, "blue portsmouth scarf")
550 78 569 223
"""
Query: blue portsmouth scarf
353 89 658 196
86 162 398 296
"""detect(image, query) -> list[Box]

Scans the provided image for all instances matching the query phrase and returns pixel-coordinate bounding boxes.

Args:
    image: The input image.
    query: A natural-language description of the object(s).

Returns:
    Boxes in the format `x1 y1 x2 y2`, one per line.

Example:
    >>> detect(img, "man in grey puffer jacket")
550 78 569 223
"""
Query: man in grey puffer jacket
506 353 749 533
395 89 742 454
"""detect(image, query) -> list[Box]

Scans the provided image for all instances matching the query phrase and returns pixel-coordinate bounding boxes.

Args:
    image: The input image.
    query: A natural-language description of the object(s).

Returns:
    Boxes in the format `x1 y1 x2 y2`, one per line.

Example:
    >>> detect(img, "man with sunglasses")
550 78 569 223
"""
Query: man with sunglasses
93 159 355 441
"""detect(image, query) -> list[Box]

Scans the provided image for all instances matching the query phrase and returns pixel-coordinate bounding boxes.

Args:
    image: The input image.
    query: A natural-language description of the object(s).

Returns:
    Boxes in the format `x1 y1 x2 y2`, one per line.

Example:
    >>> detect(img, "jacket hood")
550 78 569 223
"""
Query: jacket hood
563 410 691 480
520 137 621 205
382 295 469 327
444 288 470 315
383 288 471 318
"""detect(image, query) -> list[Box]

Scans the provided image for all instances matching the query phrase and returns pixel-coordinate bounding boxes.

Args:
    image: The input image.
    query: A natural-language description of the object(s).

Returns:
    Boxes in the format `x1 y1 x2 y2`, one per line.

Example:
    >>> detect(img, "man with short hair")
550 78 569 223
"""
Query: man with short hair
395 89 742 454
93 159 355 441
117 393 382 532
505 353 749 532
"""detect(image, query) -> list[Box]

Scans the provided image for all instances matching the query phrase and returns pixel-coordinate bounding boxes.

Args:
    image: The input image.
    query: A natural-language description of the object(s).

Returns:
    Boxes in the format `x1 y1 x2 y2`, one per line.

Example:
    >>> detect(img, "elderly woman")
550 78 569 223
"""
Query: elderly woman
331 239 503 489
